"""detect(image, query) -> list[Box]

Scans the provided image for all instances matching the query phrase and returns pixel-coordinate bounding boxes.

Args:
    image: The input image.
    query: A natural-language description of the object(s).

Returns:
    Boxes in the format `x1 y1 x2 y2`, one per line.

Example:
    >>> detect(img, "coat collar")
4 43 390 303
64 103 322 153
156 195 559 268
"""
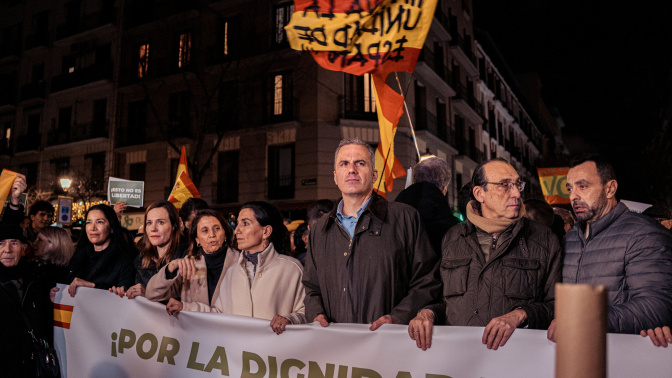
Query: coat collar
578 201 628 241
324 191 387 231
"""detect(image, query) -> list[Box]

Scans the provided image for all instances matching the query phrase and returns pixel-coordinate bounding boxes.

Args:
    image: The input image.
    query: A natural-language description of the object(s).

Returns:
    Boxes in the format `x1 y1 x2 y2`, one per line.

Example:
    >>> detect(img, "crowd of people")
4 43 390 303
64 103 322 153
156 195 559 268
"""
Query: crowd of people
1 138 672 376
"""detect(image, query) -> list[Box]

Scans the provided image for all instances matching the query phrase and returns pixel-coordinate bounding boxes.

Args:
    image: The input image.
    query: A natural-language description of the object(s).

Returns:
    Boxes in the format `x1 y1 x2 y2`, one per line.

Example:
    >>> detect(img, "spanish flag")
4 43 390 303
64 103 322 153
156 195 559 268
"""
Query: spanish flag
168 147 201 209
54 303 74 329
0 169 17 207
286 0 438 195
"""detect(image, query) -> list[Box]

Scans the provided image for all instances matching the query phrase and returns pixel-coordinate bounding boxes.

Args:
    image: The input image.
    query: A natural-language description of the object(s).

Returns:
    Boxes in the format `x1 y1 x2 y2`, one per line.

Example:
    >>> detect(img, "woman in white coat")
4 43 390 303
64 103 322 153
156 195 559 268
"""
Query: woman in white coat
197 201 306 334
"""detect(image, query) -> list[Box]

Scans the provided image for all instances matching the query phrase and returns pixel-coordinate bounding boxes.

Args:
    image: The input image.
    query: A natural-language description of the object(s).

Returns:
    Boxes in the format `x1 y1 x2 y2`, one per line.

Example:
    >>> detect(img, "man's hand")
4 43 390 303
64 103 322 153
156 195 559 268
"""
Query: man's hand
408 310 435 350
313 314 329 327
640 326 672 347
547 319 557 342
370 314 397 331
68 278 95 297
482 308 527 350
10 174 27 205
166 298 184 316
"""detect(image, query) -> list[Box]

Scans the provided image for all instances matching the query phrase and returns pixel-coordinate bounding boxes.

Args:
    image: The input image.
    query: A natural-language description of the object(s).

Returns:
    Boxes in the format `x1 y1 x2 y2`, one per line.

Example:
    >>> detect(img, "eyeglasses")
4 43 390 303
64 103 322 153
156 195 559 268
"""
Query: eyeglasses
484 180 526 192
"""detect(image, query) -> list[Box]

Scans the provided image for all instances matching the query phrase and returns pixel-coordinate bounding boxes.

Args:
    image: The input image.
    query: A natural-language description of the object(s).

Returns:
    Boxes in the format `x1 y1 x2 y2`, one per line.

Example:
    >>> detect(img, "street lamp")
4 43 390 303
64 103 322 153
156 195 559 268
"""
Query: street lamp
60 178 72 192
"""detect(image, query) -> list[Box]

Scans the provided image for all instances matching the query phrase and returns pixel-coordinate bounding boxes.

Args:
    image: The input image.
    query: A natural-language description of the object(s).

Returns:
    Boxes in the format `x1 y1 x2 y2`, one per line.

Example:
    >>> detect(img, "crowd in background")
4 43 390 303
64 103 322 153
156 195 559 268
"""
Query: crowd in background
1 139 672 377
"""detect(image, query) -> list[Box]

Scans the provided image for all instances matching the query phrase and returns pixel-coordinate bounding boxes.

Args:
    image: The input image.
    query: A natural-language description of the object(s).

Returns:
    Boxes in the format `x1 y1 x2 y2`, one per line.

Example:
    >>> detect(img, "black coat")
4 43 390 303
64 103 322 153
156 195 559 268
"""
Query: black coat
68 239 136 290
0 261 54 378
395 182 459 255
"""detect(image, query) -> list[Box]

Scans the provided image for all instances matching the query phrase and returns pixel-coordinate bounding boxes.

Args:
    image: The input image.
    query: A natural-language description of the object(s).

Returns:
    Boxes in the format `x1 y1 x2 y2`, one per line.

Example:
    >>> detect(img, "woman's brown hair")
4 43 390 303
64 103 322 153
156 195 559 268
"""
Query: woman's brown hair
186 209 233 259
137 201 181 269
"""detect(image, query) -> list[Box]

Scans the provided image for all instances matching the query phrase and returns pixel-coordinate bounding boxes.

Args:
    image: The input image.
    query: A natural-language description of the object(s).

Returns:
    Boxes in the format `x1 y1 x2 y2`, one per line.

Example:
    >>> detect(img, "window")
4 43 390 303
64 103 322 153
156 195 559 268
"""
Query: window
437 99 447 142
178 32 191 68
92 99 107 134
138 43 150 78
274 2 294 45
169 91 190 133
85 152 105 191
127 100 147 142
269 73 292 122
343 73 376 120
268 144 294 199
20 162 38 188
414 81 427 130
218 81 239 130
50 157 70 179
222 17 240 57
58 107 72 135
27 114 40 135
129 163 146 182
217 150 239 203
32 63 45 83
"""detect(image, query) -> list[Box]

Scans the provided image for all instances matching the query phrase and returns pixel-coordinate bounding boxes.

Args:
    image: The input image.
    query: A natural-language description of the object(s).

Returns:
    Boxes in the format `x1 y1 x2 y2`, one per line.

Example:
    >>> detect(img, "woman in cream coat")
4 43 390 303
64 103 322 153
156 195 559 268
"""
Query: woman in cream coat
146 209 235 313
195 201 306 334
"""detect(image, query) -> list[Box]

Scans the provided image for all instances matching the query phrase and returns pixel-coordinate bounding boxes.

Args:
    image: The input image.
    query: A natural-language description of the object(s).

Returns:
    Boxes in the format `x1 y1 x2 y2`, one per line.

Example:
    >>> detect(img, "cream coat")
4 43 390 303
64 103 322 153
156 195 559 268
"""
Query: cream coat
206 243 306 324
145 247 237 312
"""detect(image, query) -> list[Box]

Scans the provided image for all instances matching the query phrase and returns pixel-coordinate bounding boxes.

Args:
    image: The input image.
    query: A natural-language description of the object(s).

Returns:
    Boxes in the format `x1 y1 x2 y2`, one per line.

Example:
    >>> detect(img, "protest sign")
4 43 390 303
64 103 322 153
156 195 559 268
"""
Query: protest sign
53 285 672 378
108 177 144 207
57 196 73 225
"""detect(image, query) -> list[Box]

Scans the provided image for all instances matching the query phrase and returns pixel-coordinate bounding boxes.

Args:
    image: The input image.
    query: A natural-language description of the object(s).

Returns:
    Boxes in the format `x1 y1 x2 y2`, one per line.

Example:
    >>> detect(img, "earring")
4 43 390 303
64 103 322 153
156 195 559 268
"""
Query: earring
196 243 201 248
262 238 268 249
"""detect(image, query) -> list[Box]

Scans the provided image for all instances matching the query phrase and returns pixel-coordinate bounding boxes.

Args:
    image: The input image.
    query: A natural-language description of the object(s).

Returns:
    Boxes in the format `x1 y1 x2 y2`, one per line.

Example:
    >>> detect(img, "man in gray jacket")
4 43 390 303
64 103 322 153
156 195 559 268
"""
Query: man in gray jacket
547 154 672 341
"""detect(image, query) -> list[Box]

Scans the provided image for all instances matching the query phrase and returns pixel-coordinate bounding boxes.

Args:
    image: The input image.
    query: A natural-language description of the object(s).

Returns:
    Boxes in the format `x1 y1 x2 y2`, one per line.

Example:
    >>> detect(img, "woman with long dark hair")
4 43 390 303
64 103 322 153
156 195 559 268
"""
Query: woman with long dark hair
146 209 235 313
110 201 181 298
66 204 137 297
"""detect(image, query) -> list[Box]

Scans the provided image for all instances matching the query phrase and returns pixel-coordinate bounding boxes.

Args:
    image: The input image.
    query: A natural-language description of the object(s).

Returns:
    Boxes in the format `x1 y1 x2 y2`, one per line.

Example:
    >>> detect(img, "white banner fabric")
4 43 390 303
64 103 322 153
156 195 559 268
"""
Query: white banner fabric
53 285 671 378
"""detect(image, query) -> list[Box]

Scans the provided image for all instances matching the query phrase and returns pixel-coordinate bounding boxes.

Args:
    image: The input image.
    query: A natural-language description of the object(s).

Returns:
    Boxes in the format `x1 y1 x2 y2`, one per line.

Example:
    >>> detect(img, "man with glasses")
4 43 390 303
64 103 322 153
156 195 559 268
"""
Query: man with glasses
546 154 672 347
408 158 562 351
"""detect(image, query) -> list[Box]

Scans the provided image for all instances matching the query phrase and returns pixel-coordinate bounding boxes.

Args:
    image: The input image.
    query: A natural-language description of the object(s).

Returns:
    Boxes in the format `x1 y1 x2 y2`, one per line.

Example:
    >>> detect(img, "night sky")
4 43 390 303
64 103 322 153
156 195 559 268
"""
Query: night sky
474 0 672 202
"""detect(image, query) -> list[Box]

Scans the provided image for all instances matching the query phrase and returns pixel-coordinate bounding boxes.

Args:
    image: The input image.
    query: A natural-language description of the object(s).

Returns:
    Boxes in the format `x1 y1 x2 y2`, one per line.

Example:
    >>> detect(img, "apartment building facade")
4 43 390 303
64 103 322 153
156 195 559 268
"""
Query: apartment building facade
0 0 566 216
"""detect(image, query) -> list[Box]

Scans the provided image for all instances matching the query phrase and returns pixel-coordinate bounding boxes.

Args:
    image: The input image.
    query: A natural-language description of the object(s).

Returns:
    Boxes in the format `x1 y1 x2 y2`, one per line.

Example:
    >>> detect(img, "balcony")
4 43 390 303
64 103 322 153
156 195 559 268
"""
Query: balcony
16 134 41 152
449 34 478 77
51 63 113 93
416 50 456 97
55 9 116 41
25 33 50 50
20 81 46 101
452 84 482 125
46 122 107 146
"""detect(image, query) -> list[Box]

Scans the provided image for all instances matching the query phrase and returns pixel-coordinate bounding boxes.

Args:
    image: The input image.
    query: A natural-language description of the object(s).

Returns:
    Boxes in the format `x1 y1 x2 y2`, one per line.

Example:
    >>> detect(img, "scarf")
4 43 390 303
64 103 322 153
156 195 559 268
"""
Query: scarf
466 200 523 235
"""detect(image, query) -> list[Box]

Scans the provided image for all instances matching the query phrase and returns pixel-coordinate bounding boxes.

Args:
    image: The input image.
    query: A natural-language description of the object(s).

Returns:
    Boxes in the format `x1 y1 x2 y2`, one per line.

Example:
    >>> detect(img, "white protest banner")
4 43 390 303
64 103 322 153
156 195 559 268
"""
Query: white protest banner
107 177 144 208
53 285 672 378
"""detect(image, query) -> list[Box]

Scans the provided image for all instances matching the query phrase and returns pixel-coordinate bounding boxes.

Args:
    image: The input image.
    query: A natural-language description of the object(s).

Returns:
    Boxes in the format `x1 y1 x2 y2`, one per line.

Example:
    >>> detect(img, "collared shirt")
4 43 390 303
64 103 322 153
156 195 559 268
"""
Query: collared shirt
336 196 372 238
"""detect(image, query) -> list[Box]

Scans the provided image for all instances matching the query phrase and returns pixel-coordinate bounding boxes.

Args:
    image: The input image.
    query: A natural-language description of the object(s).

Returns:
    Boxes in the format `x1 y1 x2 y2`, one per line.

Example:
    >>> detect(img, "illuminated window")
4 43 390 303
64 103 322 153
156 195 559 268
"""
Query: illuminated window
178 32 191 68
138 43 149 78
223 21 229 56
274 75 283 116
363 73 376 113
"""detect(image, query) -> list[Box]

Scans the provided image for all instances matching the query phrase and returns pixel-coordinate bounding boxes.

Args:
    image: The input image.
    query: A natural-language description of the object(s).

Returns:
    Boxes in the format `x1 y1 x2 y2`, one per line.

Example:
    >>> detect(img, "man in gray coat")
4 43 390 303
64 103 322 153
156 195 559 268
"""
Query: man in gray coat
547 154 672 341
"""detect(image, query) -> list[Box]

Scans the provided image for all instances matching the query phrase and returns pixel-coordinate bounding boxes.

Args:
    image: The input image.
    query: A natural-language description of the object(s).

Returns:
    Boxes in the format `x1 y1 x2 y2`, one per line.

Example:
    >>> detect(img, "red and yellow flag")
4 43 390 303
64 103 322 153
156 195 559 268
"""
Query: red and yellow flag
176 146 188 178
286 0 437 196
168 147 200 209
537 167 570 205
54 303 74 329
0 169 17 207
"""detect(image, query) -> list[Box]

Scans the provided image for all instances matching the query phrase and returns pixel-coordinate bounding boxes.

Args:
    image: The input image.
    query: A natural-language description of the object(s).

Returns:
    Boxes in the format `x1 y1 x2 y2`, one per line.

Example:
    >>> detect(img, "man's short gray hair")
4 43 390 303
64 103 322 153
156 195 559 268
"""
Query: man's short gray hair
413 157 451 189
334 138 376 170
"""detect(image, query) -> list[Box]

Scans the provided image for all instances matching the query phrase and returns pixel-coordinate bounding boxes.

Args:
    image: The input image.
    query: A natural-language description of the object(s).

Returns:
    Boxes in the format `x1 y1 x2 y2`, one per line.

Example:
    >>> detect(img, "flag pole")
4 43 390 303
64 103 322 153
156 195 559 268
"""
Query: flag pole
395 73 422 162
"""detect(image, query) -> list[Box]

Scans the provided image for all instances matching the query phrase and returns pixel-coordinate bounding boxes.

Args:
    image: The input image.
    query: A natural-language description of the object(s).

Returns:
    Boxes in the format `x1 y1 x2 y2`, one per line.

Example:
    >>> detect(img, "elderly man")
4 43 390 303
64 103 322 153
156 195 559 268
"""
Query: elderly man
410 158 562 350
547 154 672 344
0 224 54 376
303 138 441 331
396 157 459 254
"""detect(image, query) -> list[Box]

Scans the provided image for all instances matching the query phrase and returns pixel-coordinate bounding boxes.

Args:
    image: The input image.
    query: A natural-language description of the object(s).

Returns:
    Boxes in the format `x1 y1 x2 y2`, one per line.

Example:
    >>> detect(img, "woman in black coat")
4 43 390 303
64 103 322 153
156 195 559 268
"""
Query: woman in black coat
66 204 137 297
